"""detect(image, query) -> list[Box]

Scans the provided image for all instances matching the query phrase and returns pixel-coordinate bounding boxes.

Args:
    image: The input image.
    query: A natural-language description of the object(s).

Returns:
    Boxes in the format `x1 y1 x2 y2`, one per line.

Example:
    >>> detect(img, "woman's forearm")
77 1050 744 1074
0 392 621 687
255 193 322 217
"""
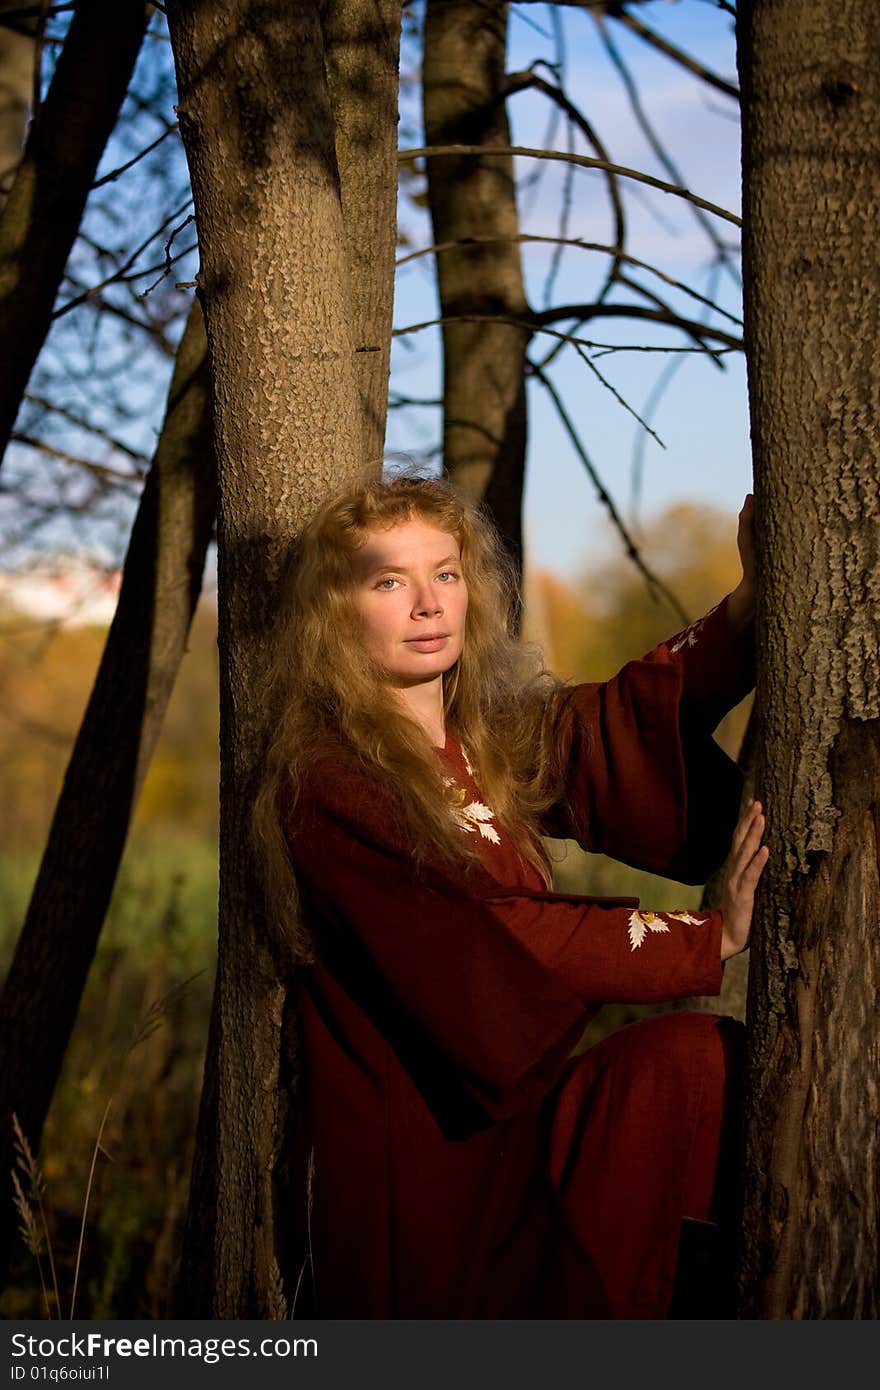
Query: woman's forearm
725 581 755 640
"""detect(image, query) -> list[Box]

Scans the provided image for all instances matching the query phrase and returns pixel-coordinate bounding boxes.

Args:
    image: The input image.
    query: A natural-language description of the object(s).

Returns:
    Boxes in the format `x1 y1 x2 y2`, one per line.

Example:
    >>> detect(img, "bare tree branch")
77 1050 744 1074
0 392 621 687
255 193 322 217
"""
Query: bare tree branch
56 274 178 355
388 392 442 408
137 215 195 298
0 0 149 462
503 66 625 299
53 198 194 318
514 7 564 215
531 301 742 350
628 261 723 526
629 352 683 525
592 11 741 285
399 143 741 226
569 331 666 446
22 392 153 464
614 271 725 368
612 6 739 101
92 123 179 188
394 310 739 356
543 91 574 306
528 359 690 625
397 233 743 326
11 432 143 484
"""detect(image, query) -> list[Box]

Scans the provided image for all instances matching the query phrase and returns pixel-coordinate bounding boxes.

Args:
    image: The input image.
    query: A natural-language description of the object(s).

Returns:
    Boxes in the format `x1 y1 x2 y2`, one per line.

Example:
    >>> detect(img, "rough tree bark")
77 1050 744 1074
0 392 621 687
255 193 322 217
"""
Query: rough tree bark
0 0 148 463
322 0 401 466
0 301 216 1285
423 0 530 576
737 0 880 1318
0 0 36 209
167 0 400 1315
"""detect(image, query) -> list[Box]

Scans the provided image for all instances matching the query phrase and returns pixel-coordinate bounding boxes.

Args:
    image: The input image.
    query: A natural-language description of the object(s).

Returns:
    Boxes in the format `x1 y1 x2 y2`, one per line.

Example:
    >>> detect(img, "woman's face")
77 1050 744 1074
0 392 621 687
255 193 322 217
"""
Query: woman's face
350 517 468 687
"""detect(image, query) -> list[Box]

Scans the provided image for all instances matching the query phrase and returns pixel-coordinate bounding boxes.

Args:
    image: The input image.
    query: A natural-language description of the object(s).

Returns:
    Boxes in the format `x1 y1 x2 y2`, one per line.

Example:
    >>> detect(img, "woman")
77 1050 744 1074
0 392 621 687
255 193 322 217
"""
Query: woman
254 473 768 1319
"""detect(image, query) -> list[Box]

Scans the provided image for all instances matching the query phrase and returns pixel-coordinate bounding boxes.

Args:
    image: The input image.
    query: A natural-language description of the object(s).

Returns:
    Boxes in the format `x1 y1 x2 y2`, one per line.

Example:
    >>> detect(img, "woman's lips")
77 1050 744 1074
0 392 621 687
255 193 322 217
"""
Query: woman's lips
405 635 449 652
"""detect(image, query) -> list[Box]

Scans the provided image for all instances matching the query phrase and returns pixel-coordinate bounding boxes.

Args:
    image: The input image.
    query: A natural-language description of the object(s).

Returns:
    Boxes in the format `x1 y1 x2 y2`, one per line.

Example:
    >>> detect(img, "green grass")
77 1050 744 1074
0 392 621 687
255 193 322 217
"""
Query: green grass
0 833 218 1318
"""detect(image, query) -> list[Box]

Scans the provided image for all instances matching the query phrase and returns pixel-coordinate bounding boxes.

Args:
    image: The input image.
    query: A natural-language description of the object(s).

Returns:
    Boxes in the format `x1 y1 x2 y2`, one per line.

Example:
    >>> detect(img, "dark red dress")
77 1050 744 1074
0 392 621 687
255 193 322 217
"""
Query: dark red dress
280 597 754 1318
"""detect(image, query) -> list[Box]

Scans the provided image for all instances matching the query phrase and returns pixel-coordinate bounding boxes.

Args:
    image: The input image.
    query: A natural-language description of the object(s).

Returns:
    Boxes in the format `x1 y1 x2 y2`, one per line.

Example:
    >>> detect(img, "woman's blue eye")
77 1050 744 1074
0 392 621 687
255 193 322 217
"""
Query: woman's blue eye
437 571 459 582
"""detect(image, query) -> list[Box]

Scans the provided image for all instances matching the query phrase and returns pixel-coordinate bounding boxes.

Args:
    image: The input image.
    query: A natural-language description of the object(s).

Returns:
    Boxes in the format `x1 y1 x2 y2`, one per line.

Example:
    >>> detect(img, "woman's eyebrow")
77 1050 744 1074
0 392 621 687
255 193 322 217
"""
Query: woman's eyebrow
364 553 460 576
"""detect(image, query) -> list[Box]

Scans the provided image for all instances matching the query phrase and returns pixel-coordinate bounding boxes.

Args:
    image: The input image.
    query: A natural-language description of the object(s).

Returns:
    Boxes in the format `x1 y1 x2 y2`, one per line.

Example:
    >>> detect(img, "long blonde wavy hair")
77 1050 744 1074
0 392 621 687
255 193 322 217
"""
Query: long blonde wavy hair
252 472 570 963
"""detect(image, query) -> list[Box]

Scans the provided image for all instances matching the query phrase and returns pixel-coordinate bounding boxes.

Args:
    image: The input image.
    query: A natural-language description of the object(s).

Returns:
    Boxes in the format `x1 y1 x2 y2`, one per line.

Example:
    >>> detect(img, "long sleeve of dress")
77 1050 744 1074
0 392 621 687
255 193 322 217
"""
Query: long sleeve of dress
540 593 755 883
283 762 722 1136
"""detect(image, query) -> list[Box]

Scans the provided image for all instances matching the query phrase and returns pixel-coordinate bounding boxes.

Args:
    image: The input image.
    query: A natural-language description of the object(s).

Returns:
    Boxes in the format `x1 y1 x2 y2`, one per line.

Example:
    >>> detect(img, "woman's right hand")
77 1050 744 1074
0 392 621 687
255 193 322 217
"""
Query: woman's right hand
720 799 769 961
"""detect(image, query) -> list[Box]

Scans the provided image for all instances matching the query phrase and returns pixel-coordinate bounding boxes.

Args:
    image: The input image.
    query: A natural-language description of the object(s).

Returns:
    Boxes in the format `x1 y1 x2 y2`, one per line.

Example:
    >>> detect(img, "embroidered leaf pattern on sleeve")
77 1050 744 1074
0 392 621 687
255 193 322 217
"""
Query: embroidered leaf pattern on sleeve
627 908 708 951
669 602 721 654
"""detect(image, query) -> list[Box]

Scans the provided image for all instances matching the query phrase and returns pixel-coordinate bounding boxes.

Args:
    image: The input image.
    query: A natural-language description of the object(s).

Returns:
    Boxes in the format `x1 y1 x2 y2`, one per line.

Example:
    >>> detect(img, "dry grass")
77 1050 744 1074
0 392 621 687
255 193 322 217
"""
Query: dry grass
11 972 204 1319
289 1144 315 1318
11 1113 61 1318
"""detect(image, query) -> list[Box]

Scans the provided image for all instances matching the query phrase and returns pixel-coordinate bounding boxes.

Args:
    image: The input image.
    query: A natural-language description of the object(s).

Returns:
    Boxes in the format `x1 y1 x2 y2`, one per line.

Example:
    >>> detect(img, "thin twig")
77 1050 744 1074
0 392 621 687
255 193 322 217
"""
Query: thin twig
593 12 741 287
23 394 153 464
677 0 736 20
509 2 552 40
11 433 144 484
393 309 742 355
529 362 690 626
388 392 443 408
398 144 741 226
614 271 724 368
629 352 684 528
137 216 196 299
397 234 742 326
545 105 574 306
515 12 565 211
92 124 179 189
503 67 626 300
612 7 739 100
53 199 194 319
57 275 179 356
629 256 725 525
569 334 666 448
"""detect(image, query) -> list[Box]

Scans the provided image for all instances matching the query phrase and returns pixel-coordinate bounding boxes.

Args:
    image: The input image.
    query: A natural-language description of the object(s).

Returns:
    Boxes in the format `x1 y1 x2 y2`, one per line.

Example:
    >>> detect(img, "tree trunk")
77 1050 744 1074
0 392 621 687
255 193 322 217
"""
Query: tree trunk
0 0 37 210
0 0 148 464
737 0 880 1318
674 705 758 1021
423 0 530 577
322 0 401 466
0 300 215 1286
167 0 399 1316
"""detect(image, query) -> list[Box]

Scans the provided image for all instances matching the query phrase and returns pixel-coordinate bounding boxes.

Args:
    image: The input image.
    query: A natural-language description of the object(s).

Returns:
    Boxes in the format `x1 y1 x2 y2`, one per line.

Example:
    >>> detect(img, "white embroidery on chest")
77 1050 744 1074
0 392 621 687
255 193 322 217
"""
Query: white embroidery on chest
669 601 720 654
627 908 706 951
444 745 501 844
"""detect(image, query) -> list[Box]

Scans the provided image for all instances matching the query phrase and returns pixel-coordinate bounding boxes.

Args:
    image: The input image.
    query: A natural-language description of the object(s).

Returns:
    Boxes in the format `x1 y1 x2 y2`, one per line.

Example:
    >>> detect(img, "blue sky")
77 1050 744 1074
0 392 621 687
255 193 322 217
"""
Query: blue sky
6 2 748 588
390 0 748 579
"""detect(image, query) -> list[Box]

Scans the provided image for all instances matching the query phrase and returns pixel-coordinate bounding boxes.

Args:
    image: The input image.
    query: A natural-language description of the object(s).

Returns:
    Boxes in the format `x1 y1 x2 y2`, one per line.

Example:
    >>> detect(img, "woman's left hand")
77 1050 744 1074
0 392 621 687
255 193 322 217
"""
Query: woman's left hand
727 493 756 637
736 493 756 593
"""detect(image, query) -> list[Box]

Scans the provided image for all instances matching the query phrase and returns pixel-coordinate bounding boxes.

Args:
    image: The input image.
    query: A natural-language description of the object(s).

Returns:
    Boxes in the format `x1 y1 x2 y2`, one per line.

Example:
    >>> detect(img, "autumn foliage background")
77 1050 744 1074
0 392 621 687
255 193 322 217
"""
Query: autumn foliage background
0 497 749 1316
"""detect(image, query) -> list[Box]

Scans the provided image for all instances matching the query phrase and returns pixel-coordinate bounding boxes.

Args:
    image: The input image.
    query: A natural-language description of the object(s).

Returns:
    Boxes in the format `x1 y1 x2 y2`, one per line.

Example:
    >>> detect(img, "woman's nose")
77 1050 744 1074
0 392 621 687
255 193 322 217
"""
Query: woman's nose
413 585 442 616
